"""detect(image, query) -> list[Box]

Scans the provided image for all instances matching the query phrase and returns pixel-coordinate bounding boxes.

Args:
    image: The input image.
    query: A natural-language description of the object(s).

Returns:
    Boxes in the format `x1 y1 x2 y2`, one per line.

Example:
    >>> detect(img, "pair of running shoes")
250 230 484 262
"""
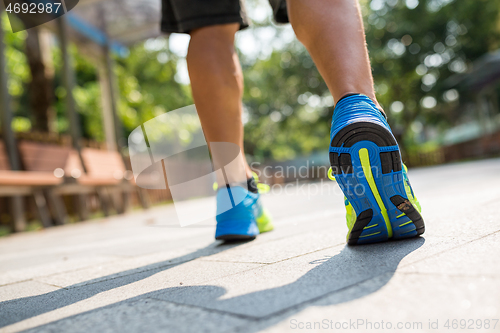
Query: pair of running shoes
215 94 425 245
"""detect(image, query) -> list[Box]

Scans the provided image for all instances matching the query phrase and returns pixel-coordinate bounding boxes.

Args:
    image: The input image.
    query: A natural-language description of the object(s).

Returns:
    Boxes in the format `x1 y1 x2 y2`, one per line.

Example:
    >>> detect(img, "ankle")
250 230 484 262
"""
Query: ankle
335 93 386 119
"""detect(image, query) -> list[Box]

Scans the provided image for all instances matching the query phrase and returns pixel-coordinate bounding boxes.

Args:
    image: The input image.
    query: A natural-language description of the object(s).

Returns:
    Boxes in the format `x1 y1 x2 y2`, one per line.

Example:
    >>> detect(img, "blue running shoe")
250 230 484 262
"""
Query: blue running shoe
215 184 272 241
328 94 425 245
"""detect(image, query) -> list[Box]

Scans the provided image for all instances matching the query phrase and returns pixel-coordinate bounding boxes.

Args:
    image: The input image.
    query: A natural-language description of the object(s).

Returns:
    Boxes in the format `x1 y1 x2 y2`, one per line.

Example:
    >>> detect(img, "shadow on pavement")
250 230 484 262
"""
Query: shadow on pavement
0 240 246 328
8 237 425 332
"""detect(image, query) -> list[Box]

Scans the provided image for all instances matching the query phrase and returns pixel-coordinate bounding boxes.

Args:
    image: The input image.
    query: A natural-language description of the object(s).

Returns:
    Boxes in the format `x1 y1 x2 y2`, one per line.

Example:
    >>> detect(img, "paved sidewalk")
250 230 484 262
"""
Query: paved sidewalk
1 159 500 333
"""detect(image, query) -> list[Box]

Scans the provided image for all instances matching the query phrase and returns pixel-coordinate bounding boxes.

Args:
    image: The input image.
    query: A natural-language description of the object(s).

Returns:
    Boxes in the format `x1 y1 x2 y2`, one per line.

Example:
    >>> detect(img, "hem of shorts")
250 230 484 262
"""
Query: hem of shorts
161 14 249 34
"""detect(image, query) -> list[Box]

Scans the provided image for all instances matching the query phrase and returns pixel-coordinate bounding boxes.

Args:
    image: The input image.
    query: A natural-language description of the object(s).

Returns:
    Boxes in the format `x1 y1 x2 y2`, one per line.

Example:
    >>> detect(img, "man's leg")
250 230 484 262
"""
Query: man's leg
287 0 425 244
186 23 252 184
187 23 272 241
287 0 380 109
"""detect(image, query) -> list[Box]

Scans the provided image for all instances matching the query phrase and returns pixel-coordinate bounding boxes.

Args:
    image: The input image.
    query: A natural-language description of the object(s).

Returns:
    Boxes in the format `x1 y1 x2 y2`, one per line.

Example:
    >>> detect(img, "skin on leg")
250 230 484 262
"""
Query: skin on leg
187 23 252 184
286 0 382 110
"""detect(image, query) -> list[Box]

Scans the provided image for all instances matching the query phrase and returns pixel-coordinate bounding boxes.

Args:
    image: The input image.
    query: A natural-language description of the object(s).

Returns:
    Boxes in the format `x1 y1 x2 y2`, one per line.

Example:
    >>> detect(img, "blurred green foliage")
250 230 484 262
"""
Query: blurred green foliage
1 13 31 132
241 42 332 160
1 0 500 160
365 0 500 149
114 43 192 135
242 0 500 159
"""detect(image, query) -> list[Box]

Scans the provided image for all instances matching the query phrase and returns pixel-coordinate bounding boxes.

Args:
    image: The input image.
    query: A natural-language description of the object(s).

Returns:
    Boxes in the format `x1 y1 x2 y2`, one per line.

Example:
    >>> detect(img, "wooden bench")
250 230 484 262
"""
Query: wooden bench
0 141 63 228
80 148 137 215
19 142 144 219
80 148 129 186
54 147 135 215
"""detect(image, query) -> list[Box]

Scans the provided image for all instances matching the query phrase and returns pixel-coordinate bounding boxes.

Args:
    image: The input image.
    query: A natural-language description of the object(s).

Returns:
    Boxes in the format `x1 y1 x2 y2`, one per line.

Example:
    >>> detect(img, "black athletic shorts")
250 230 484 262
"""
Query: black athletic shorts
161 0 289 34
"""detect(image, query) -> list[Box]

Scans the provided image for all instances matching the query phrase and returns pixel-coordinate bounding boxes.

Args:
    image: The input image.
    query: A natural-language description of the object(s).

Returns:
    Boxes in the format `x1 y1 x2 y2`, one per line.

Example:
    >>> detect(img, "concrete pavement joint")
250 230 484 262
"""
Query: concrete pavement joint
199 243 341 265
34 281 70 290
397 271 500 279
0 279 34 288
399 229 500 269
146 297 263 321
47 261 193 290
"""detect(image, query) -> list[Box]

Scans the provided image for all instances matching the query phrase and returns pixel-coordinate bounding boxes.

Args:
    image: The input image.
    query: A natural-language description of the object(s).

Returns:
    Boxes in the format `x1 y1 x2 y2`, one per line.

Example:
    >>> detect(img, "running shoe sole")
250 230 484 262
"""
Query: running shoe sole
215 234 257 241
330 122 425 245
215 218 259 241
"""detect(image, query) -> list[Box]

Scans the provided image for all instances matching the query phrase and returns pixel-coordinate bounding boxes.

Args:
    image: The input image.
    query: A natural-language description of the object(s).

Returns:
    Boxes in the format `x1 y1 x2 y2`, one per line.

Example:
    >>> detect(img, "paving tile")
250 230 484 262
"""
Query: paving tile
255 273 500 333
400 231 500 277
34 241 252 288
260 180 345 222
0 227 211 270
202 224 342 264
0 255 117 286
0 280 60 302
21 298 252 333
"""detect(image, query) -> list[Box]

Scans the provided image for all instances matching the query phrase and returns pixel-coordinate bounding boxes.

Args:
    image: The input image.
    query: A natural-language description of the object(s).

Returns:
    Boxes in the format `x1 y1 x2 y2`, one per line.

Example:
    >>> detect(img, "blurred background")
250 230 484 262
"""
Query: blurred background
0 0 499 235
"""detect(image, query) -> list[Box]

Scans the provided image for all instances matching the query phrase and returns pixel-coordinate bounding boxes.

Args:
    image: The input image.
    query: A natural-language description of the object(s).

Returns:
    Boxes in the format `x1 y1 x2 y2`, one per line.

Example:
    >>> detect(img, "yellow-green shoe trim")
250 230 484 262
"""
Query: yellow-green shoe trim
359 148 393 238
256 208 274 233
